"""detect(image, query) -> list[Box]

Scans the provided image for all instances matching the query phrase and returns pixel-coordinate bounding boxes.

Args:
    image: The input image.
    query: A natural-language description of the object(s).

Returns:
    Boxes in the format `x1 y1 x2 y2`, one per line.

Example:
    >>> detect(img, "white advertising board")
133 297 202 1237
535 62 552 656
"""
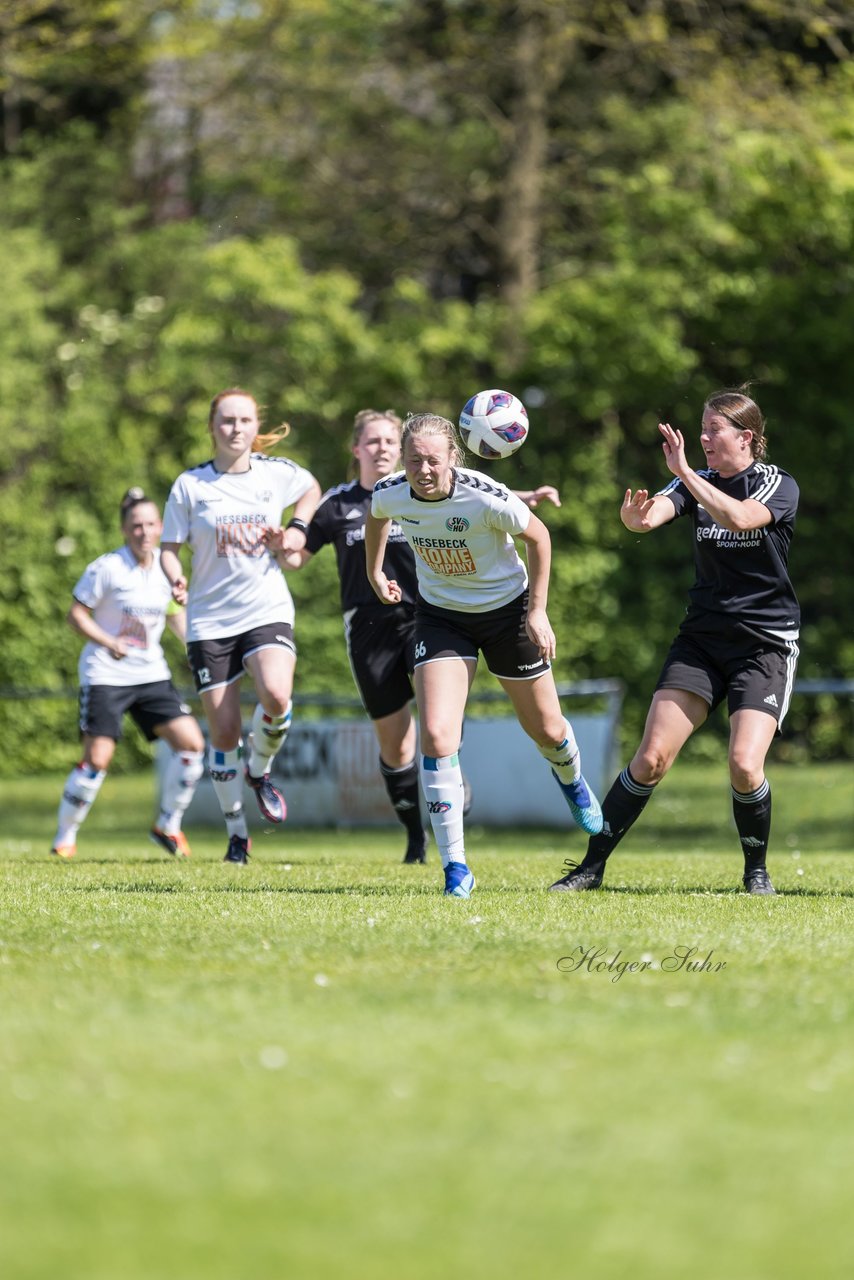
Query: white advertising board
167 712 614 829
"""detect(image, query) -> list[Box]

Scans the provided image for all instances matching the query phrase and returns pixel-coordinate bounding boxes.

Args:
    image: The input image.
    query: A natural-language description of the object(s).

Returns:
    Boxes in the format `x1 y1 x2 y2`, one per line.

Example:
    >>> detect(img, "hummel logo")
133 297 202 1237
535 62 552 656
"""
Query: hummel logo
345 509 362 520
740 836 764 847
763 694 779 708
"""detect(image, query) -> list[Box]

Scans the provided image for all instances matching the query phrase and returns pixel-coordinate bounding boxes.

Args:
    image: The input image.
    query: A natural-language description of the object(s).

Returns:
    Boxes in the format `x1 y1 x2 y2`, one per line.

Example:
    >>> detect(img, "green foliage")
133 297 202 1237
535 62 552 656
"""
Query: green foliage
1 1 852 770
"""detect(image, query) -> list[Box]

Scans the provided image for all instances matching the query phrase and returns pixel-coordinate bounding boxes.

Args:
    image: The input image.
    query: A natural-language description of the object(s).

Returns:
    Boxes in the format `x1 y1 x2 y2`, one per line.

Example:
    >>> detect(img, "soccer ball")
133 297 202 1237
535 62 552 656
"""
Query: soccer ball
458 389 529 460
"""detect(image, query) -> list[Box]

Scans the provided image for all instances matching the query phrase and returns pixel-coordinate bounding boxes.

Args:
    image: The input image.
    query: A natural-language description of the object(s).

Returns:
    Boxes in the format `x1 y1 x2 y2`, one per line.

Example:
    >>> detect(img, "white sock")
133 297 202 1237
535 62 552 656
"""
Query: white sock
208 744 248 839
54 763 106 846
420 753 466 868
157 749 204 836
537 719 582 783
248 702 291 778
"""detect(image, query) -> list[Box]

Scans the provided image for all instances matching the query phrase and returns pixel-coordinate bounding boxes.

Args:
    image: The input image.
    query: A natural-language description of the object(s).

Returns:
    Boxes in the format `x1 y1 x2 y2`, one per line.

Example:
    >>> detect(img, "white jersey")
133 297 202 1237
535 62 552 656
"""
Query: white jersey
73 546 174 688
162 454 316 641
371 467 531 612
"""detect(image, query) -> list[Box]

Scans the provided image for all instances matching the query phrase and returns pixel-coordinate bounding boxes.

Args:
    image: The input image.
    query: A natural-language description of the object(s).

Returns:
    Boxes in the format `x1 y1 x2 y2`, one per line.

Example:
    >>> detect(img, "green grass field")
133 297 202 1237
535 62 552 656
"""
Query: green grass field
2 763 852 1280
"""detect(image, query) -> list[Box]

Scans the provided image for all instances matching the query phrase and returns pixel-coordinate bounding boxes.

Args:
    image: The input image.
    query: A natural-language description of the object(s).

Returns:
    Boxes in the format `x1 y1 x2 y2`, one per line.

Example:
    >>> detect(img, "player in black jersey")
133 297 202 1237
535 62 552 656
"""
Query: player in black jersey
273 409 559 864
550 388 799 896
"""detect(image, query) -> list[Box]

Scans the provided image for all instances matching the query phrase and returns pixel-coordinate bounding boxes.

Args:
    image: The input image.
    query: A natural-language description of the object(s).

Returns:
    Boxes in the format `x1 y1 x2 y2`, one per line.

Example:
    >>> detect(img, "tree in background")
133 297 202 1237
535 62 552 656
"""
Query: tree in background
0 0 852 771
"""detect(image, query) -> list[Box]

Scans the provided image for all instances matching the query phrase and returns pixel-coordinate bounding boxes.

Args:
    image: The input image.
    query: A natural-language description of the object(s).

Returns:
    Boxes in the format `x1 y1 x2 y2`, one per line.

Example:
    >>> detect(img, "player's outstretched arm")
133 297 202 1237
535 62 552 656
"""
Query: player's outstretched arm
620 489 676 533
515 485 561 510
365 513 402 605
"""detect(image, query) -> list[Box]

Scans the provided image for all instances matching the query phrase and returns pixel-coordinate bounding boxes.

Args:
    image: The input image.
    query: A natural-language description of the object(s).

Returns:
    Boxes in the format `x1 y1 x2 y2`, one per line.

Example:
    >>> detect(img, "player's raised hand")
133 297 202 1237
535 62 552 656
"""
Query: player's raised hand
659 422 689 477
620 488 658 531
520 485 561 510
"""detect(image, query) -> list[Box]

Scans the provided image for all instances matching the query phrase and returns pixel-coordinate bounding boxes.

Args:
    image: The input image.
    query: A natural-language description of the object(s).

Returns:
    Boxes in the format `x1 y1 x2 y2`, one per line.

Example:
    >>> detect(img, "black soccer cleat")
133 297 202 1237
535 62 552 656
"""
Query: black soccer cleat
224 834 251 865
548 857 605 892
150 827 191 858
403 834 428 865
743 866 776 895
245 769 287 823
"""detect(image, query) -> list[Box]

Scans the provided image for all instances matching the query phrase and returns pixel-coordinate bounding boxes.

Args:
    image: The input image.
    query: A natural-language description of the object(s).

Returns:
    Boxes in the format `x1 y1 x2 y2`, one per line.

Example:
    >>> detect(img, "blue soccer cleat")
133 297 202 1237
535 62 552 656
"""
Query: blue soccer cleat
443 863 476 898
551 770 604 835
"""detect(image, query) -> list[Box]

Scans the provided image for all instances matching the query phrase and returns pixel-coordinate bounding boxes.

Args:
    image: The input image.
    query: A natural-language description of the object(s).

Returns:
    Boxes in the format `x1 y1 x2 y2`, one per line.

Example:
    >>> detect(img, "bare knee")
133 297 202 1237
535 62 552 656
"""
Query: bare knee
206 713 242 752
420 717 461 760
630 744 673 786
728 748 765 794
83 742 115 773
258 691 291 718
534 713 572 751
159 717 205 754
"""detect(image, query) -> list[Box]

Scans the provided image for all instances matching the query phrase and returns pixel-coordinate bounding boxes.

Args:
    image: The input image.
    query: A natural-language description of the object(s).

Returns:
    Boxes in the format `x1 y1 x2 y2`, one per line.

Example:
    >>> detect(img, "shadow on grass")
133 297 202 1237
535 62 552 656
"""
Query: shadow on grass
57 878 854 899
548 884 854 899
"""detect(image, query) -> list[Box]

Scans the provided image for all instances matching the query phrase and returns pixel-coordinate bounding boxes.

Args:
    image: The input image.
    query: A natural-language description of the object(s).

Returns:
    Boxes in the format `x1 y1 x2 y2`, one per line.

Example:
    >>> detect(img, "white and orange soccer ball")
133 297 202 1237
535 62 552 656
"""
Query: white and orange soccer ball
458 389 529 460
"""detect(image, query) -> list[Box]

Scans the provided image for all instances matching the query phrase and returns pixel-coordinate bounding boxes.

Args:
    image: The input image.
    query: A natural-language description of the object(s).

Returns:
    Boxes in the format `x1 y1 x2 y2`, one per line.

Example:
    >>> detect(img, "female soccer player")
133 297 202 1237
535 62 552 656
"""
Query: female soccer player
160 389 321 865
274 408 562 865
549 388 799 895
52 488 205 859
365 412 602 898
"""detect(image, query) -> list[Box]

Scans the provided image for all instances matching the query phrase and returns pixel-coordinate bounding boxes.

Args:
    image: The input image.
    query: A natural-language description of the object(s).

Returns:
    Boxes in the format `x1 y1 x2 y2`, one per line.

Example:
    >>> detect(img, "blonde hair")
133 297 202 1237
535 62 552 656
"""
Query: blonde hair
352 408 402 448
704 387 767 461
401 413 464 467
208 387 291 454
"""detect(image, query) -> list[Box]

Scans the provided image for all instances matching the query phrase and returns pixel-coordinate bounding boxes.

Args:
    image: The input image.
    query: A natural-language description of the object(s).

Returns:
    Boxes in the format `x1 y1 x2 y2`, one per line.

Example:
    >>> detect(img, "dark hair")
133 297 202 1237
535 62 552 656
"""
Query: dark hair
207 387 291 453
704 388 767 461
119 486 148 524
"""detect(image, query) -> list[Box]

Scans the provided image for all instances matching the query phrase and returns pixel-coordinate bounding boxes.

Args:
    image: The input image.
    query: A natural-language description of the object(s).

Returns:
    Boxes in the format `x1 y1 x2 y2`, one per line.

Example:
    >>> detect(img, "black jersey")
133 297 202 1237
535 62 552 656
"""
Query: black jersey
658 461 800 640
305 480 418 612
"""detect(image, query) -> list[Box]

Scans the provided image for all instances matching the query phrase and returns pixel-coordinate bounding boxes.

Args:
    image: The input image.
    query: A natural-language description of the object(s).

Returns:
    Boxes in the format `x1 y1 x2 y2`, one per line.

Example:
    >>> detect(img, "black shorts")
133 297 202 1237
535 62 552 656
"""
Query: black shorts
79 680 190 742
656 622 799 724
414 590 550 681
346 605 415 720
187 623 296 693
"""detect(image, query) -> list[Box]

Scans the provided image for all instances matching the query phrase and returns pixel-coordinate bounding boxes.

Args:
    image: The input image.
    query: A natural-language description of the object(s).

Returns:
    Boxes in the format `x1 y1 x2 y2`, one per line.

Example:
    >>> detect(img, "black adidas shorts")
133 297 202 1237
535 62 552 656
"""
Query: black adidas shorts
79 680 190 742
187 622 296 693
414 590 550 681
656 622 799 724
346 604 416 720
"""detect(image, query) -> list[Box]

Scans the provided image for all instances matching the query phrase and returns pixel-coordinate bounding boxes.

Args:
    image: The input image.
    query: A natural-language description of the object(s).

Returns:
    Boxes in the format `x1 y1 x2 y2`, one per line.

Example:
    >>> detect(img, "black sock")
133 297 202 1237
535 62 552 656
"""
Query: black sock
379 758 425 840
584 767 656 865
732 780 771 872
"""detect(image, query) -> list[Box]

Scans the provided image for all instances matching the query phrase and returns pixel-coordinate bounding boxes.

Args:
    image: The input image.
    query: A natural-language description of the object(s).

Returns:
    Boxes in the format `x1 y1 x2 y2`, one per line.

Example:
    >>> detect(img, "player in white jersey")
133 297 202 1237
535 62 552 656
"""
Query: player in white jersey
366 412 603 899
270 407 561 865
51 489 206 860
161 388 321 865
